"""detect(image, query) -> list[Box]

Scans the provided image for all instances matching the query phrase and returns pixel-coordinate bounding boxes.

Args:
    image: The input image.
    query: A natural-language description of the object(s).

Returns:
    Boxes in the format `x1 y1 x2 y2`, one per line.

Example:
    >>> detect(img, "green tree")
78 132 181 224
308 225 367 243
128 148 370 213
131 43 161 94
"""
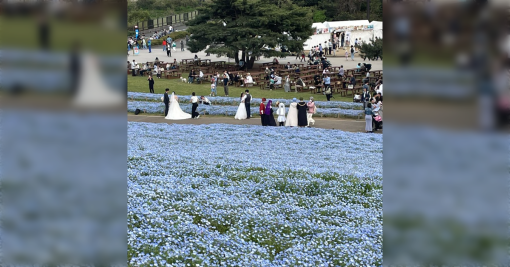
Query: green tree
312 10 326 23
128 10 151 25
357 37 382 60
186 0 314 70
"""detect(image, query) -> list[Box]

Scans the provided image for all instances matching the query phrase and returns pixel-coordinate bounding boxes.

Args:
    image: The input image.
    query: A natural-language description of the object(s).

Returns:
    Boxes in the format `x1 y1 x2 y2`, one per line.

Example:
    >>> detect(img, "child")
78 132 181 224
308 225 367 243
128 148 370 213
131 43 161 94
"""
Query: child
345 50 349 61
276 102 286 126
210 82 217 97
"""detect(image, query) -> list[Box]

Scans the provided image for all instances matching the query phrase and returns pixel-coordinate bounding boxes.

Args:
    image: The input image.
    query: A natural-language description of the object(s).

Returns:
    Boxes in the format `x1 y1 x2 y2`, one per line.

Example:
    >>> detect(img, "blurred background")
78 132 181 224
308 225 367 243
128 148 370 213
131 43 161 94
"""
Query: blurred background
383 0 508 266
1 0 127 266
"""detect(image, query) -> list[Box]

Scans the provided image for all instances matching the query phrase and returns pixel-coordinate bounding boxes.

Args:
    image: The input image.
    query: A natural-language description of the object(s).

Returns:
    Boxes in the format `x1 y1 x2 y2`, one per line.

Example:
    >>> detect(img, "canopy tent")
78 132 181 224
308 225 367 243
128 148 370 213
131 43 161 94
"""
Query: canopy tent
312 22 329 35
312 22 327 29
323 20 371 30
303 20 383 50
370 21 383 39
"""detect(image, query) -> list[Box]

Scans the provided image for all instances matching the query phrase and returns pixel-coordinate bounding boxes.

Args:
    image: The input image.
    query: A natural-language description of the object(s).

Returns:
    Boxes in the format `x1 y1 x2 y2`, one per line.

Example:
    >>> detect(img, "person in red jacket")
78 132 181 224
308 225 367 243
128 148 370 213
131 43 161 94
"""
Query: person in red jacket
260 98 267 126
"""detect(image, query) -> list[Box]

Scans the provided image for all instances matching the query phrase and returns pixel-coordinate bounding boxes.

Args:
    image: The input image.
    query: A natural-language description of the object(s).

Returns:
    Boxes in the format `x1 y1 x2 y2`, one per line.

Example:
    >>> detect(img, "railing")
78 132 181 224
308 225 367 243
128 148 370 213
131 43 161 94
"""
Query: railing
136 11 199 31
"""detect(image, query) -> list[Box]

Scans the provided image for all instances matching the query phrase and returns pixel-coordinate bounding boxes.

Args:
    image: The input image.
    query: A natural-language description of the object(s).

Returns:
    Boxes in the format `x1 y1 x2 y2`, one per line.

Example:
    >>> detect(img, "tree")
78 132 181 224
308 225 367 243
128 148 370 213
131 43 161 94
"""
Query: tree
357 37 382 61
186 0 314 70
128 10 151 25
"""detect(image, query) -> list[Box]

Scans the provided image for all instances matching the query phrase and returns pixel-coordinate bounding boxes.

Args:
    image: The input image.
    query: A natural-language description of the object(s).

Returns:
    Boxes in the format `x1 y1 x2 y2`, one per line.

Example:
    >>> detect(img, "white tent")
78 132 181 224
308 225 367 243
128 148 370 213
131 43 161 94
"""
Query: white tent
312 22 327 30
323 20 371 29
370 21 383 40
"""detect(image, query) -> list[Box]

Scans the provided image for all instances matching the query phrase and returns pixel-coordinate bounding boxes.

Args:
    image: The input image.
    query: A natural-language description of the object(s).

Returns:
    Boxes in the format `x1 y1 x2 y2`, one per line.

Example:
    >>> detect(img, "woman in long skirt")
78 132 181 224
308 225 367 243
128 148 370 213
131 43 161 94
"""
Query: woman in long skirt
283 75 291 92
365 102 373 133
265 100 277 126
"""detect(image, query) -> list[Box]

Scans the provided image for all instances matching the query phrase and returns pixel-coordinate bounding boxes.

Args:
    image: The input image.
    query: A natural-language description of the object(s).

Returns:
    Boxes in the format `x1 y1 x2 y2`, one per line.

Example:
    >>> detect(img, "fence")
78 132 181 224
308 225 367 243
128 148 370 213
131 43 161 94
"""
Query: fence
136 11 199 31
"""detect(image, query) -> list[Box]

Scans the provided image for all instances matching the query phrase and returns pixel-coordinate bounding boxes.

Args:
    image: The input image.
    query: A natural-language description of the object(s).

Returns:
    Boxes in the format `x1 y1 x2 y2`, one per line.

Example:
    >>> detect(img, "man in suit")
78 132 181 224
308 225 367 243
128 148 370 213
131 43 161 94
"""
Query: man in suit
244 90 251 119
148 75 155 93
164 88 170 116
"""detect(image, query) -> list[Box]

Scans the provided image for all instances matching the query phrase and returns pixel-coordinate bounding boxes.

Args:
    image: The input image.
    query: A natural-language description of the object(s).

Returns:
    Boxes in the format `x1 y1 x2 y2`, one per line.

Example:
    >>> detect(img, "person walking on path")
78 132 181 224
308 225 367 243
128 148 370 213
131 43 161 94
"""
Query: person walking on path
162 40 166 51
172 41 177 51
147 75 155 93
180 40 184 51
350 45 355 61
166 43 171 57
190 92 200 119
148 39 152 53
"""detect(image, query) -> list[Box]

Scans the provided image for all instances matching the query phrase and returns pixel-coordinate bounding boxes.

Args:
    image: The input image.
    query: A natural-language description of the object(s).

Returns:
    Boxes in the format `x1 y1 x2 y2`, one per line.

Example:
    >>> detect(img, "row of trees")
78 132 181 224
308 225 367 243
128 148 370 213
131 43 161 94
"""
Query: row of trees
127 0 203 26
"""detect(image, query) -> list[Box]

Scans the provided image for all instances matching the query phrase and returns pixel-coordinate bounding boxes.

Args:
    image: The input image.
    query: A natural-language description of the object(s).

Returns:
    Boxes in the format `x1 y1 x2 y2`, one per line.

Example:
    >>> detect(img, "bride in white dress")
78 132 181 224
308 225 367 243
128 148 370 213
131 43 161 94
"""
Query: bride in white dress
165 92 192 120
234 92 248 120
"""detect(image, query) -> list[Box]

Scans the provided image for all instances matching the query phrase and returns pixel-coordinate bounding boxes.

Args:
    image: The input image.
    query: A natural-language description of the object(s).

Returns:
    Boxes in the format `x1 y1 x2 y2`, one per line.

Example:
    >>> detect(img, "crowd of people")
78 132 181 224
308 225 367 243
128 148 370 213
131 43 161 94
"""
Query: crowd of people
232 92 317 128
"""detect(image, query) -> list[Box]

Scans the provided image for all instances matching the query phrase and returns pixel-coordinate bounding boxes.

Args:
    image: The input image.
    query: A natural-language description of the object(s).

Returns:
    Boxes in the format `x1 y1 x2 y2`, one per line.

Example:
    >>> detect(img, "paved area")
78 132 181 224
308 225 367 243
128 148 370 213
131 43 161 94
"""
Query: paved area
128 45 383 71
128 114 383 133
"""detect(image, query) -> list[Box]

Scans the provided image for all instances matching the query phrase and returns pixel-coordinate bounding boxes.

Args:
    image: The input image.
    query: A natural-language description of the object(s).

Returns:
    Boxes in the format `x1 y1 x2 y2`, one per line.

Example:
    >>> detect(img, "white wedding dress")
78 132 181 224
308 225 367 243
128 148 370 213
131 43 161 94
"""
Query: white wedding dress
234 95 248 120
165 93 192 120
285 102 298 126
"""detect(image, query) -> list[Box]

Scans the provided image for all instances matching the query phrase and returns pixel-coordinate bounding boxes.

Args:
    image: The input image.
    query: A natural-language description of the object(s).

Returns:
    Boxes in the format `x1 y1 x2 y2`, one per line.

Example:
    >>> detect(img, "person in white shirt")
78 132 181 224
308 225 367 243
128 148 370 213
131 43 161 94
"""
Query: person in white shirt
244 73 253 85
199 70 204 82
130 60 137 76
376 83 383 96
166 63 171 70
200 96 211 105
190 92 200 119
140 64 148 76
275 75 282 86
169 25 173 32
324 41 329 55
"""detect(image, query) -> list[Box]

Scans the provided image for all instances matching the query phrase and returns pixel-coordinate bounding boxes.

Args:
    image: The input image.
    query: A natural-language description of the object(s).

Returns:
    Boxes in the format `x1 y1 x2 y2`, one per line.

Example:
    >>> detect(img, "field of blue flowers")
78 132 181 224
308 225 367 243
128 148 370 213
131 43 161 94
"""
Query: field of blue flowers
128 122 383 266
128 92 364 110
128 101 364 119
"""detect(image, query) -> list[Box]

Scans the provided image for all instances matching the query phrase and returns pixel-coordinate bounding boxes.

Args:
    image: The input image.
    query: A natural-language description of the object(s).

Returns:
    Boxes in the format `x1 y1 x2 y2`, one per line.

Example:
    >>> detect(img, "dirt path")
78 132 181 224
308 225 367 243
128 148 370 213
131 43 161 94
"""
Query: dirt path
128 114 382 133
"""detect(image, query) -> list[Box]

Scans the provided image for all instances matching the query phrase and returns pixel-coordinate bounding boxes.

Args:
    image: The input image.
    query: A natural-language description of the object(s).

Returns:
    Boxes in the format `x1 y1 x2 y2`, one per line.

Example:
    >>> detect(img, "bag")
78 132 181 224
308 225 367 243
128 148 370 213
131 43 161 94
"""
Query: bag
374 115 382 122
325 88 331 94
351 48 354 53
348 85 354 89
134 108 141 115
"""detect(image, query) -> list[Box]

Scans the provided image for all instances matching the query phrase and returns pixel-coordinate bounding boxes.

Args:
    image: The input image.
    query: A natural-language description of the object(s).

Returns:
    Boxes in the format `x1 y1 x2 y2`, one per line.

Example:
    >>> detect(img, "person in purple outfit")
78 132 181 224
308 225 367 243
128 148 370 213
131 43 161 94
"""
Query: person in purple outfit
265 100 277 126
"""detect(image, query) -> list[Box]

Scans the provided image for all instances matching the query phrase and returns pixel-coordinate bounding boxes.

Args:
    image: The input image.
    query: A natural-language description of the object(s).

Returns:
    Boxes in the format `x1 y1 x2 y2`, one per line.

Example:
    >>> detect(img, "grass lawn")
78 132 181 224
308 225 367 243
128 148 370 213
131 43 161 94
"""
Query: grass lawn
128 75 353 102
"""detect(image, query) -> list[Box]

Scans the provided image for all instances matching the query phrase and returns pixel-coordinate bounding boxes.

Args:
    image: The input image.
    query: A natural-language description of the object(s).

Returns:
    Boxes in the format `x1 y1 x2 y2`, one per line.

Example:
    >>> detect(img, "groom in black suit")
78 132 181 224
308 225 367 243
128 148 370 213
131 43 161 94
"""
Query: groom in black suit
244 89 251 119
164 88 170 116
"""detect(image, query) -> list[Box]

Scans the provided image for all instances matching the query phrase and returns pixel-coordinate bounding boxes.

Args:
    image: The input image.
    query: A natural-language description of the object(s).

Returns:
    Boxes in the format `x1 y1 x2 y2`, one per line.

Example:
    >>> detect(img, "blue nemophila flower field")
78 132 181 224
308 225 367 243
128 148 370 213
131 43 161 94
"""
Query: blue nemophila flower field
127 92 364 110
128 101 364 119
128 122 383 266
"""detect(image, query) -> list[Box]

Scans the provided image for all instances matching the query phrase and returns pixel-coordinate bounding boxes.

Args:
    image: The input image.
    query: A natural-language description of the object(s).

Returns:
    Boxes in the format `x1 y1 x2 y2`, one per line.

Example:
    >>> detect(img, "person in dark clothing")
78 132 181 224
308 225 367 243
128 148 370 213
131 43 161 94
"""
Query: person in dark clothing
350 74 356 87
164 88 170 116
362 88 371 109
265 100 277 126
296 97 308 127
223 73 229 96
147 75 155 93
244 90 251 119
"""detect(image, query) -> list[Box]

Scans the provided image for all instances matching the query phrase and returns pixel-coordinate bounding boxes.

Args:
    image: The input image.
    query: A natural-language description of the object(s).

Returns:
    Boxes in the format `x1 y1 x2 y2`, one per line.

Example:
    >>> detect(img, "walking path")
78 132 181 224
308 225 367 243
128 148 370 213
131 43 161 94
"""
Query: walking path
128 45 383 71
128 114 382 133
